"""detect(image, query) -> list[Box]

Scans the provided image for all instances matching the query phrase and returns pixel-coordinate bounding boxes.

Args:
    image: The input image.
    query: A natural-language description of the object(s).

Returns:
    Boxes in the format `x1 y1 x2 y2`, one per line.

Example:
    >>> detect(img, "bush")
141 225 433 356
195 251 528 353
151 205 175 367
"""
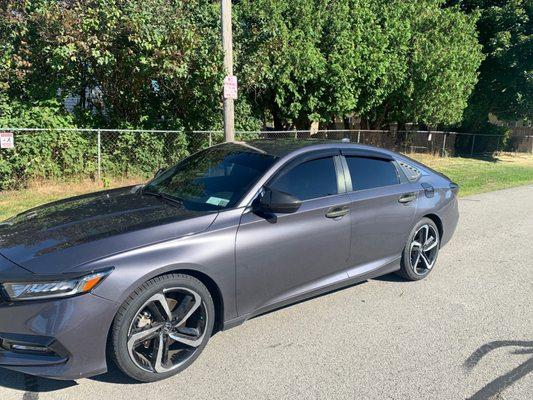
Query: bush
101 130 189 178
0 101 194 188
0 100 89 189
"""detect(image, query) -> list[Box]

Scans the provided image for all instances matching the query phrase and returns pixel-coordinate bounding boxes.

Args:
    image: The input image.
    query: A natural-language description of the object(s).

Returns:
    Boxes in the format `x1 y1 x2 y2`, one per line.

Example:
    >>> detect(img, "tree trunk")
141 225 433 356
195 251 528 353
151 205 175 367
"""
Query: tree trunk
272 102 283 130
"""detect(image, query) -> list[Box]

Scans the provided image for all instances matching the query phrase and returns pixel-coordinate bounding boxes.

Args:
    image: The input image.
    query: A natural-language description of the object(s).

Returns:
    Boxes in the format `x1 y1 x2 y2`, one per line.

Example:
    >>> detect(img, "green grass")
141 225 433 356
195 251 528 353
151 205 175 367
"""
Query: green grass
414 153 533 197
1 154 532 221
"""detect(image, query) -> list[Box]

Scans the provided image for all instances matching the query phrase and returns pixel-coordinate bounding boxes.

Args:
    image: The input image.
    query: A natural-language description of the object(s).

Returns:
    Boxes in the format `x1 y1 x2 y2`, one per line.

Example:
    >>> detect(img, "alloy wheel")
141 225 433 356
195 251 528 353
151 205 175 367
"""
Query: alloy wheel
409 224 439 276
126 287 208 374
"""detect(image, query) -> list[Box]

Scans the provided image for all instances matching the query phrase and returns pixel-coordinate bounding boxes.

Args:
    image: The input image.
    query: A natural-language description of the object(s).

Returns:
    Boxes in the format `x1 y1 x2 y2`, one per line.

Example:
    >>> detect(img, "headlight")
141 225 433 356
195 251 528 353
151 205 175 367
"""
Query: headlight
1 270 112 301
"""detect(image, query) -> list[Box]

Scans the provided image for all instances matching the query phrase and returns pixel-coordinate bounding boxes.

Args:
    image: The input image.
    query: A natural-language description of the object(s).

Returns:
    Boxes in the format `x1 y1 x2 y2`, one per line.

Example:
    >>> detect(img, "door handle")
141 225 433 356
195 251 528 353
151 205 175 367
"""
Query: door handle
325 206 350 219
399 192 417 204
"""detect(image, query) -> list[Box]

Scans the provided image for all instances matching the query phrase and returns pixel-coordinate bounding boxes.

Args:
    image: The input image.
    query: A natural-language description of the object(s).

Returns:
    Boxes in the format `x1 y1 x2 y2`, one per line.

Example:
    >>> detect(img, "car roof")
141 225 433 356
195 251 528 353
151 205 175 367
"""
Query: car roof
239 139 396 159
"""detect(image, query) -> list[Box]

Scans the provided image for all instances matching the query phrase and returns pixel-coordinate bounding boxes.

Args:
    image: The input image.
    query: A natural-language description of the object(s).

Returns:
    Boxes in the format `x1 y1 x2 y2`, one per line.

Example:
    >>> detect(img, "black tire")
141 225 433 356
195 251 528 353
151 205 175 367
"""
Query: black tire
110 273 215 382
397 217 440 281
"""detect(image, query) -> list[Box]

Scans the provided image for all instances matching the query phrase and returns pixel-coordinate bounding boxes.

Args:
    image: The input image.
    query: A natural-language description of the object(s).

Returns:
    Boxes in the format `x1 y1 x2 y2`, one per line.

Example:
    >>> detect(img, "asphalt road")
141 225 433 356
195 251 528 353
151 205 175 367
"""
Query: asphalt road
1 185 532 400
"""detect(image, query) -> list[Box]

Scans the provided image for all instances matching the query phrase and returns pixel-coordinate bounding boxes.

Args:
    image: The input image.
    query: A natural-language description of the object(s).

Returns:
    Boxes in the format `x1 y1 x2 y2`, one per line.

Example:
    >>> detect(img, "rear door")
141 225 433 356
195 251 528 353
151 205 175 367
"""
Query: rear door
341 152 418 276
235 151 352 316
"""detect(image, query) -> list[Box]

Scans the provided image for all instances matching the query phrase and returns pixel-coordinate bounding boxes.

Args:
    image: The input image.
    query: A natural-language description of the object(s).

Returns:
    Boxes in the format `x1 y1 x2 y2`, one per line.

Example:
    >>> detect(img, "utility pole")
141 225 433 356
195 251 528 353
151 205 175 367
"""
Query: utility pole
221 0 235 142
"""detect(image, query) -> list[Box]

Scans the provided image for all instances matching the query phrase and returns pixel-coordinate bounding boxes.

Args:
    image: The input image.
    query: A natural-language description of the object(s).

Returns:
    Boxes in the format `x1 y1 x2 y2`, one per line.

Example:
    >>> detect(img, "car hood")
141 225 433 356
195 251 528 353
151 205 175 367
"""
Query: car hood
0 186 218 275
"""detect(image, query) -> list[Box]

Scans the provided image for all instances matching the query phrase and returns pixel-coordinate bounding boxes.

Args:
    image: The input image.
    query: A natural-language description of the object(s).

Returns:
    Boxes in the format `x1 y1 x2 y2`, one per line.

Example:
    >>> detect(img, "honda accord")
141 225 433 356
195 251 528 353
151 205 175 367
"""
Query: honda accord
0 140 459 382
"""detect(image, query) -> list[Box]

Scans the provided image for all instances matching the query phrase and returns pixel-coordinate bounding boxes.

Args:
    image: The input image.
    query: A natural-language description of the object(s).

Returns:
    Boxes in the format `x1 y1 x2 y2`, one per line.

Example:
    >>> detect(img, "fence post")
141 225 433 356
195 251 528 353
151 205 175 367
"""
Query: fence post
209 132 212 147
470 134 476 156
496 135 501 154
357 130 361 144
97 129 102 182
441 133 447 157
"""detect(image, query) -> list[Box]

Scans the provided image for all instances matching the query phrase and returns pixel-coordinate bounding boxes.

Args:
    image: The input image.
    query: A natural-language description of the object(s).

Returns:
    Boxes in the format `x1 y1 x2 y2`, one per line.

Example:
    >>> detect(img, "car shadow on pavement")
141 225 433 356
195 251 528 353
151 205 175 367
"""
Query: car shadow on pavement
0 367 77 394
464 340 533 400
88 363 140 385
372 273 410 283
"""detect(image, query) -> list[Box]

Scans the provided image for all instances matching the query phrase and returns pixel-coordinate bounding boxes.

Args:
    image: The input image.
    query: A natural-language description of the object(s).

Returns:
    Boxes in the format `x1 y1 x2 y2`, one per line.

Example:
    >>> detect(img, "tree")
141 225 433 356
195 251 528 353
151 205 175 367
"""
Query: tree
0 0 62 104
1 0 487 133
235 0 328 129
236 0 483 129
372 0 484 127
39 0 225 130
444 0 531 153
317 0 412 126
235 0 413 129
448 0 532 128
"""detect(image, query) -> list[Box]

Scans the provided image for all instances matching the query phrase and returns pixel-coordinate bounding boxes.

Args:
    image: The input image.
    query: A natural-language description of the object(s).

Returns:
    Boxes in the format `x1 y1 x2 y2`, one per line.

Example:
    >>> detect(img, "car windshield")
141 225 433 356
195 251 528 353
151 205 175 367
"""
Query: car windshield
143 143 277 211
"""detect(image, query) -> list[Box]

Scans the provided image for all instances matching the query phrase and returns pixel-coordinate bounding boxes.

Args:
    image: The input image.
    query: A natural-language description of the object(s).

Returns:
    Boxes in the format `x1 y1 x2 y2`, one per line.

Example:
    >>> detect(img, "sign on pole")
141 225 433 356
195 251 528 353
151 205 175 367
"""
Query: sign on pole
0 132 14 149
223 75 238 100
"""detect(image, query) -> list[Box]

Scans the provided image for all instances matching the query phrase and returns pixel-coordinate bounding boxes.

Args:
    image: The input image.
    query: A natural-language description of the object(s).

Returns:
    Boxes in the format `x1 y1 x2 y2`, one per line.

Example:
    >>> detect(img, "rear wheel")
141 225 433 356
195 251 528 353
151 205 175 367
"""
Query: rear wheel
110 273 214 382
398 218 440 281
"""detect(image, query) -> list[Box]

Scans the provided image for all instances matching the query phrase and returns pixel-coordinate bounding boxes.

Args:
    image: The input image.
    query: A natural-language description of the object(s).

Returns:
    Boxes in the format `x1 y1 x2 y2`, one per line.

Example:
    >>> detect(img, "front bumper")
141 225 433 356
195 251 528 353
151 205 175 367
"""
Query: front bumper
0 293 118 380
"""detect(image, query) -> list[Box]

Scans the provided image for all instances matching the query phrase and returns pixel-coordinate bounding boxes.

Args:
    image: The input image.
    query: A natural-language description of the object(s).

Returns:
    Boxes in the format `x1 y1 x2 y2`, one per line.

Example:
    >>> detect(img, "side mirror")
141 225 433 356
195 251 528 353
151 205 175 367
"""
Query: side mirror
154 168 165 179
256 187 302 214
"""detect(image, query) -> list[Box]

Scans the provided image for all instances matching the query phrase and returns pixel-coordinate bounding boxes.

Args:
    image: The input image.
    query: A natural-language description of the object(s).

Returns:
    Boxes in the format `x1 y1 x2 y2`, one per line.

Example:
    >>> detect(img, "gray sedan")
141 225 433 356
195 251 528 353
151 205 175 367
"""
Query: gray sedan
0 140 459 382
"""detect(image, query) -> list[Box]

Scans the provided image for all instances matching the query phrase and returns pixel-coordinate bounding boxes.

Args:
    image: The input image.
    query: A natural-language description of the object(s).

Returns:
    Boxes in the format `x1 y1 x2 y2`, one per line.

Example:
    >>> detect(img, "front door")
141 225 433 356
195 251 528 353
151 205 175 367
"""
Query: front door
235 153 352 316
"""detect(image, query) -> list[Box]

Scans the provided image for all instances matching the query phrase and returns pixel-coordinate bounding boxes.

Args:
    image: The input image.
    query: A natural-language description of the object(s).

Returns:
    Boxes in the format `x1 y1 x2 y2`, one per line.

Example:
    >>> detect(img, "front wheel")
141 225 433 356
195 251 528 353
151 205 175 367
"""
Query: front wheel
397 218 440 281
110 273 215 382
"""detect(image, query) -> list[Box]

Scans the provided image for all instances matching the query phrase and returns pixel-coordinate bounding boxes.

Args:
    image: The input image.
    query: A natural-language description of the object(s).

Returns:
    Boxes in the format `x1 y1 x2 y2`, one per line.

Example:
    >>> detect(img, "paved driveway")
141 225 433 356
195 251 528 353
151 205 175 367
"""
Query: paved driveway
1 185 532 400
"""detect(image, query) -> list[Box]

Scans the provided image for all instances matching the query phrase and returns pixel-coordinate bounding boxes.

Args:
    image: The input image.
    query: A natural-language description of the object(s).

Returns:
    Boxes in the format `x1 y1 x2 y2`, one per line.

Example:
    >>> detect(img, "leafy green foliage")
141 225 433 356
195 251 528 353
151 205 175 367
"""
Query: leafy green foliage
235 0 328 129
0 100 192 189
100 131 189 178
1 0 487 132
236 0 483 129
235 0 411 128
44 0 225 130
373 1 484 127
0 100 89 189
317 0 411 122
449 0 532 126
0 0 252 188
0 0 506 187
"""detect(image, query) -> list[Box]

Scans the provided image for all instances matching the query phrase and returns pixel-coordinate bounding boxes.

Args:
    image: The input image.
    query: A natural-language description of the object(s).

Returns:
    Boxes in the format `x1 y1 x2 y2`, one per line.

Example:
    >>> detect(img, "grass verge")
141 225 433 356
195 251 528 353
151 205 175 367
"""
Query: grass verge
415 153 533 196
0 153 532 221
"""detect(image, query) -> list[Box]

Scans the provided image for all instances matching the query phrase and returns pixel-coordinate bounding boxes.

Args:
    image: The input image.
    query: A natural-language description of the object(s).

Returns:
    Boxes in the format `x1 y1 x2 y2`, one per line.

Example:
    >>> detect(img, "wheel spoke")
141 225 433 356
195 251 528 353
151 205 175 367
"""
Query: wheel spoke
422 225 429 245
127 324 162 353
153 333 167 373
424 237 438 251
169 330 203 348
420 252 433 269
412 251 422 270
173 292 202 327
150 293 173 322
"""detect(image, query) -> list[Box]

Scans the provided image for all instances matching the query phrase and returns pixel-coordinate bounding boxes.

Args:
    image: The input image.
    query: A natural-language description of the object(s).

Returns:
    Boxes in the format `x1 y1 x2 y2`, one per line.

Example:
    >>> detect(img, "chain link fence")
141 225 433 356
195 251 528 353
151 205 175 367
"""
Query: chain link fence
0 128 531 190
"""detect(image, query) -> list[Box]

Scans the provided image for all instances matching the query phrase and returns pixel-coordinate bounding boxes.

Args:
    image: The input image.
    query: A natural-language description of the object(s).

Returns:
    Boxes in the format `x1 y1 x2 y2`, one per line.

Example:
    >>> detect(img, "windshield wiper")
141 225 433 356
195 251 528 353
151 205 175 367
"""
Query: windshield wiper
142 188 183 207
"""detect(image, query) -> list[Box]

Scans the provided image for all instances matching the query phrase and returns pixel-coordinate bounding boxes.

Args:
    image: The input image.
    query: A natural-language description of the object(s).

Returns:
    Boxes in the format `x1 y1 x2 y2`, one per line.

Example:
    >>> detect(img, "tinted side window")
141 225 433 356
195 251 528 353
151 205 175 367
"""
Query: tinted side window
271 157 338 201
345 157 399 191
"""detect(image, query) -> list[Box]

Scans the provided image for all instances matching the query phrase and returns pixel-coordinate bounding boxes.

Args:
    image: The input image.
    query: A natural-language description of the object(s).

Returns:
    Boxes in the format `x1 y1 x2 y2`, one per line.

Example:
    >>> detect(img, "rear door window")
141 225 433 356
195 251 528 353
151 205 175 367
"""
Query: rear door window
345 156 399 191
